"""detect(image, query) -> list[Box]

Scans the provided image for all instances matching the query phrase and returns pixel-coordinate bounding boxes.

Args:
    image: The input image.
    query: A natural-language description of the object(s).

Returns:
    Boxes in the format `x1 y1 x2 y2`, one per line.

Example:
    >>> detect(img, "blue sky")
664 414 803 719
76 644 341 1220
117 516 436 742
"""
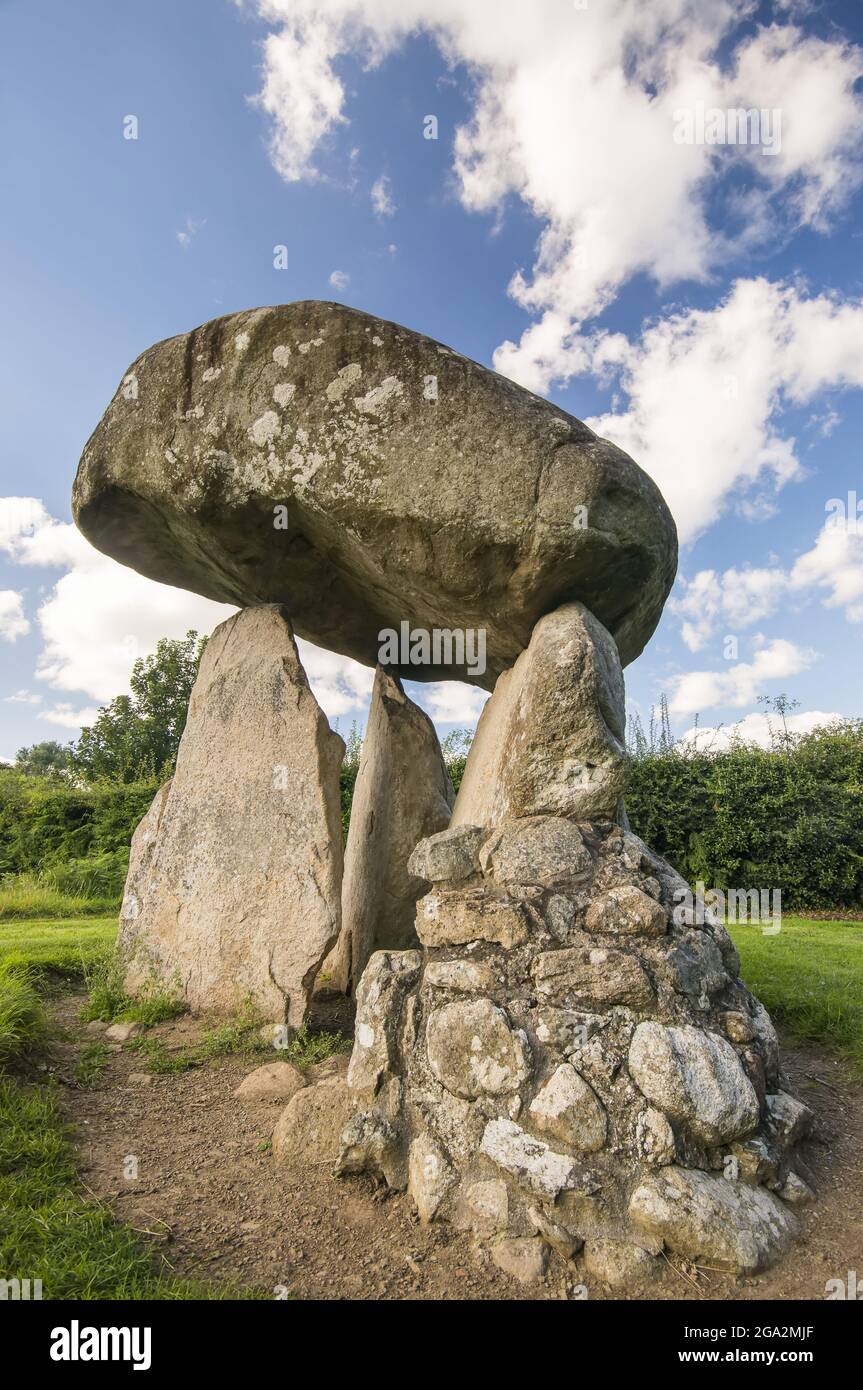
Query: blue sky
2 0 863 759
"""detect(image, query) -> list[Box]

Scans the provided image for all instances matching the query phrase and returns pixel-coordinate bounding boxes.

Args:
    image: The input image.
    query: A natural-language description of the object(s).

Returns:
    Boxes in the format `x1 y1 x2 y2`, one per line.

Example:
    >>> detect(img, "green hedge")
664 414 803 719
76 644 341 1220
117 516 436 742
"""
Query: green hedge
3 720 861 913
0 771 159 881
626 721 863 911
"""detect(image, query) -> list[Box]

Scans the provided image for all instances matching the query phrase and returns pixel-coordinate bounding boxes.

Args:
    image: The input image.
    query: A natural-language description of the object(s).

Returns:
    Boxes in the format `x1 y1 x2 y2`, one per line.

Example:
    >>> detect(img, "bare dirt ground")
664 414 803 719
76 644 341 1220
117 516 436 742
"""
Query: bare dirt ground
46 992 863 1302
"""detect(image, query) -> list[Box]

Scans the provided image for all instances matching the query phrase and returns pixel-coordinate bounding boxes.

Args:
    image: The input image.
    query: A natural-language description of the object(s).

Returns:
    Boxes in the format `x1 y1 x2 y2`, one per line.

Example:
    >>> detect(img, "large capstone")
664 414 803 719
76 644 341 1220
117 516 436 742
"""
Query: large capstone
117 605 344 1028
451 602 628 823
72 302 677 688
323 666 453 993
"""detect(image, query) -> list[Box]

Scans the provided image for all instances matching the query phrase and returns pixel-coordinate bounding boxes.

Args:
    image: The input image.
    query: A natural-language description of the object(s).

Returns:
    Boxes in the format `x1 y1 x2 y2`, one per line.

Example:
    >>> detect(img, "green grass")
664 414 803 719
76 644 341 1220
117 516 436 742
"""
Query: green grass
280 1024 351 1069
0 917 117 983
0 965 50 1065
74 1042 111 1086
731 916 863 1072
126 1001 270 1074
126 1012 349 1076
0 929 258 1299
80 949 184 1026
0 876 119 920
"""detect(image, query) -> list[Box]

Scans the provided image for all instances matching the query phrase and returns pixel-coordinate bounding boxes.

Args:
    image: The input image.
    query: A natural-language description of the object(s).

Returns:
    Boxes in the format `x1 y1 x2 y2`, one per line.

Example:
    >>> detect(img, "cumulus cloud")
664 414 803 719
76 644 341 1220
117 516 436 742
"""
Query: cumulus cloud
0 590 29 642
3 690 41 705
666 636 815 716
671 564 788 652
412 681 489 726
328 269 350 290
295 640 374 718
247 1 862 381
239 3 863 543
0 496 381 727
789 519 863 622
38 702 101 730
252 13 349 182
584 279 863 542
671 514 863 650
679 708 843 751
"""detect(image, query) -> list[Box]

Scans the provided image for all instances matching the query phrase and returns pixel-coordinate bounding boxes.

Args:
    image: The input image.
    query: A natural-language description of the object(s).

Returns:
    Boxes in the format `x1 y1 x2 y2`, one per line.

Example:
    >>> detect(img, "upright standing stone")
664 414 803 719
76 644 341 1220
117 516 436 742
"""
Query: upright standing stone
452 601 628 826
118 605 344 1029
323 667 453 993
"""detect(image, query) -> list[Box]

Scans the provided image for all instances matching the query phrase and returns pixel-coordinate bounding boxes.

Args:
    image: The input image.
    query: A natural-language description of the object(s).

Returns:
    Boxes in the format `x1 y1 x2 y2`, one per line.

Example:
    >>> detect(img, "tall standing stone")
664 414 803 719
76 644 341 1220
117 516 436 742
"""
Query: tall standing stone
118 605 344 1029
323 667 454 993
452 601 628 827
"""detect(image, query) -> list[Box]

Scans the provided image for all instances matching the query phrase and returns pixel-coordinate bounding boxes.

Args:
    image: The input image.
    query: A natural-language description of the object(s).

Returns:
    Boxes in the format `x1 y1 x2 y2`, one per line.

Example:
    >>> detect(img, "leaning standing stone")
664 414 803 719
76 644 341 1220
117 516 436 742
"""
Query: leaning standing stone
117 604 344 1030
451 601 628 825
323 666 453 993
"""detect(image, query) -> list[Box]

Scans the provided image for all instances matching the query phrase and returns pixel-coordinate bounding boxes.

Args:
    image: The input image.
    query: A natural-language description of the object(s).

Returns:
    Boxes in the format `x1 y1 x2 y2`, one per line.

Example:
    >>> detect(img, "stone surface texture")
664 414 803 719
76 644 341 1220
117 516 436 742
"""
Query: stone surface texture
323 666 453 992
117 605 344 1029
451 603 628 824
294 813 810 1287
73 302 677 688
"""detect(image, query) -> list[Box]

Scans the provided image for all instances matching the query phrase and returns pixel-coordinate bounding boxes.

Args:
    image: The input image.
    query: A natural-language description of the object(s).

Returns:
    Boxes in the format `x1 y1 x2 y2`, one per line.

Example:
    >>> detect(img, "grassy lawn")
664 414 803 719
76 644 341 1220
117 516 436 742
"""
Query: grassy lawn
730 916 863 1072
0 878 120 921
0 914 254 1300
0 915 116 980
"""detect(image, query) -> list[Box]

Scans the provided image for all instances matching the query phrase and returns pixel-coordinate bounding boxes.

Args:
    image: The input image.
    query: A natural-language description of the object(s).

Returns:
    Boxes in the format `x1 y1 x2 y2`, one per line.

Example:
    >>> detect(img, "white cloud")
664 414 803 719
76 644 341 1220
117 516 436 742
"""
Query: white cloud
679 708 843 752
328 269 350 290
666 636 815 716
0 498 397 729
584 279 863 543
240 4 863 547
295 639 375 718
1 497 377 720
247 1 863 392
0 497 89 569
176 217 206 250
412 681 489 726
38 702 100 730
671 515 863 650
789 520 863 622
671 565 788 652
0 590 29 642
3 690 41 705
34 561 236 703
370 173 395 217
0 497 48 552
1 497 236 702
253 15 348 182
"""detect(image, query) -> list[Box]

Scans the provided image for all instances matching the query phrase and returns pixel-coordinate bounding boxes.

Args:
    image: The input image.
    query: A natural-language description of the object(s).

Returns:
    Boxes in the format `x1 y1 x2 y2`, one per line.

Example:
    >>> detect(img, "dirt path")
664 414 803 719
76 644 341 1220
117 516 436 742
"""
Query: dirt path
47 994 863 1301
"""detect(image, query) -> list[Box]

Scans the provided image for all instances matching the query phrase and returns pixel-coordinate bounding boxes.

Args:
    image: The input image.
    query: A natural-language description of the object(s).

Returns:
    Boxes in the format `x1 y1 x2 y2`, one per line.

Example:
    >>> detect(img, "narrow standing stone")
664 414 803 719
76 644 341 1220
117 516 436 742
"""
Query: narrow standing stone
323 666 453 993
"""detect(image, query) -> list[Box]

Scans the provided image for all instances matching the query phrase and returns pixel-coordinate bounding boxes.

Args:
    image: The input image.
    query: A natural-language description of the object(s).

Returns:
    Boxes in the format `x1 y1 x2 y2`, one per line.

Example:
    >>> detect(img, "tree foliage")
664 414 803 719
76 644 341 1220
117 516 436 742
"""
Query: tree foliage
13 741 73 779
70 633 206 785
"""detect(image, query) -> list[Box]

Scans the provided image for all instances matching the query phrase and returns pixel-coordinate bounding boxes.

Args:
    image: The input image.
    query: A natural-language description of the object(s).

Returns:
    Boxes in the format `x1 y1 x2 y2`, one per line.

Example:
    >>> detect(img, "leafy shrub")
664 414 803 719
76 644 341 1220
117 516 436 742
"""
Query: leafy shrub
626 716 863 911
